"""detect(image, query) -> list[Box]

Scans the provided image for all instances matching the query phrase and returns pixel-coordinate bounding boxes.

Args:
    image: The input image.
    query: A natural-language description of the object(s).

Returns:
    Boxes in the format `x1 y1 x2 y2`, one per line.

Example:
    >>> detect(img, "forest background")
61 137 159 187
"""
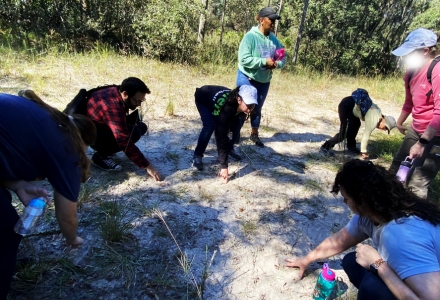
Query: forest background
1 0 440 75
2 1 440 299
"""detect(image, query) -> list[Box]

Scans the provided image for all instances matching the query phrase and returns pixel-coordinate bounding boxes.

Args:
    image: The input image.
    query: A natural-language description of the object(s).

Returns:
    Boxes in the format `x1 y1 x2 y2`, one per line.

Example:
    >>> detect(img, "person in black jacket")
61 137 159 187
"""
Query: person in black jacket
193 85 258 183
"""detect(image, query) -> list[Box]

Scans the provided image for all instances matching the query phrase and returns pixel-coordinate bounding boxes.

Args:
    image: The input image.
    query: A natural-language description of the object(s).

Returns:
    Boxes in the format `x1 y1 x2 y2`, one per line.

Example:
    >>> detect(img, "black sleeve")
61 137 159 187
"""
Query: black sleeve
214 106 236 168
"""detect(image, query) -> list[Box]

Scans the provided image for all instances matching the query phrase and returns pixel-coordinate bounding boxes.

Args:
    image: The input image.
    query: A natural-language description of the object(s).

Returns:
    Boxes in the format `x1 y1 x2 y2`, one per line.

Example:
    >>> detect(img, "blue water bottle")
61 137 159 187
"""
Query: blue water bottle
14 197 47 235
313 263 336 300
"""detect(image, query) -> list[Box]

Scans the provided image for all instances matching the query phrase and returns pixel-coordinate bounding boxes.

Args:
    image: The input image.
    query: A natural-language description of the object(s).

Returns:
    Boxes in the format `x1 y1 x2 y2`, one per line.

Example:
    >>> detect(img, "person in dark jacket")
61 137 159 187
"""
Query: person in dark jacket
193 85 258 183
0 91 96 299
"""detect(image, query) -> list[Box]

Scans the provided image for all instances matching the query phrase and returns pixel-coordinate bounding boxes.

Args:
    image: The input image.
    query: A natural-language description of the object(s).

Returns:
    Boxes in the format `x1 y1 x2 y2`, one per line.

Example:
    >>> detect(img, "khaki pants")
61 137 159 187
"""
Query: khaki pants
389 126 440 199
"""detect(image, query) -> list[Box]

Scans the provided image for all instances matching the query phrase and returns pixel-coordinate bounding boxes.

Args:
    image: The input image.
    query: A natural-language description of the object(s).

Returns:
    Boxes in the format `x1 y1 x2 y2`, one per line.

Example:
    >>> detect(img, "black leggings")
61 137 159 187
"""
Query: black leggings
0 188 22 300
91 111 147 157
327 96 360 149
342 252 396 300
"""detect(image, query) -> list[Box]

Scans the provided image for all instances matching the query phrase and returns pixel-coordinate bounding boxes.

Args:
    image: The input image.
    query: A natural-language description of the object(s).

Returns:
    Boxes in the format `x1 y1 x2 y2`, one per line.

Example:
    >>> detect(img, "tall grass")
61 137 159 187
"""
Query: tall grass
98 201 132 243
369 132 403 164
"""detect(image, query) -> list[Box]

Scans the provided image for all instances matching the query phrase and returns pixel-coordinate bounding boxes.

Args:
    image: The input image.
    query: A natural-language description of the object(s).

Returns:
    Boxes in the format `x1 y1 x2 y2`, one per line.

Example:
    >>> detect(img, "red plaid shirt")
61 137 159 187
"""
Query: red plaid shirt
86 86 149 168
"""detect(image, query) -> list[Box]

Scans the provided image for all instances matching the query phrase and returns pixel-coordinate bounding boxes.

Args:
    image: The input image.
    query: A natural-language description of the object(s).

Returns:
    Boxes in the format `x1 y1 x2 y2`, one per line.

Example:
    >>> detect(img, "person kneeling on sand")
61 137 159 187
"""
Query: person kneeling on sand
286 159 440 299
73 77 160 180
320 88 396 159
193 85 258 183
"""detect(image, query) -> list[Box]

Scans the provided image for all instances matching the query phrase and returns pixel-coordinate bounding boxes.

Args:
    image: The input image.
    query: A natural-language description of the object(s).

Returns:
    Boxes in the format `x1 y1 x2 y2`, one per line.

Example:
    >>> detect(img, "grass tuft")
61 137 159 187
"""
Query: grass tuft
95 243 138 288
165 100 174 116
153 208 203 299
77 182 100 210
241 220 257 237
98 201 132 243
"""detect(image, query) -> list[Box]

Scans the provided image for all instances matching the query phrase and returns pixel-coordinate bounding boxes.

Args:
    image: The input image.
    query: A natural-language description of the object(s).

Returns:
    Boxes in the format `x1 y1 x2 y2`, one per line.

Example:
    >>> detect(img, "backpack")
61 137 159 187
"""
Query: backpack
63 84 118 115
405 56 440 97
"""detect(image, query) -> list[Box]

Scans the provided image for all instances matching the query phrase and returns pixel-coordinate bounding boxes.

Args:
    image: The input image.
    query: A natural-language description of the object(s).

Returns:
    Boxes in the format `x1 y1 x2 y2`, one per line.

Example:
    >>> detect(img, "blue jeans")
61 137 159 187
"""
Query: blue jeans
233 70 270 143
194 103 215 157
342 252 396 300
236 70 271 129
194 103 240 156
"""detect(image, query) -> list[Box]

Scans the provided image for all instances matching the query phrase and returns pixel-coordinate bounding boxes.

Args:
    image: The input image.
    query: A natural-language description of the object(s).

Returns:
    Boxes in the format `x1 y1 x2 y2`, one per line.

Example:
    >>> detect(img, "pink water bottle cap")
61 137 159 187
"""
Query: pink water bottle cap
321 263 336 281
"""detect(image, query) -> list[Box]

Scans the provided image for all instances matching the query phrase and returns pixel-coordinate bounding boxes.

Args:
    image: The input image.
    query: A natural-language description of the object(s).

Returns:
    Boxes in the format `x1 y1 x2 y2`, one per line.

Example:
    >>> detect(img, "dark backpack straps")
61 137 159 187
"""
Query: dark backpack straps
427 56 440 84
426 56 440 97
405 70 414 90
85 84 119 97
63 88 88 115
63 84 119 115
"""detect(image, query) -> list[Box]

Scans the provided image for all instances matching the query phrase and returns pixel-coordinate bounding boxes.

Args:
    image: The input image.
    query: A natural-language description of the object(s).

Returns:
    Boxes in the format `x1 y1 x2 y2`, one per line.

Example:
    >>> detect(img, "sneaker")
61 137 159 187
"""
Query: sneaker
321 141 331 151
192 156 203 171
92 153 122 171
347 147 361 155
250 133 264 148
228 149 242 161
320 147 335 157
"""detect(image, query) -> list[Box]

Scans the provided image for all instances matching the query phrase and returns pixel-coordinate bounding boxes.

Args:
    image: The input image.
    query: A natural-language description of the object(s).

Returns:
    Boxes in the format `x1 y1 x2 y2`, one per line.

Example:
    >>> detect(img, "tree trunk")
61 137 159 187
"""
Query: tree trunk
219 0 226 44
274 0 283 36
197 0 209 43
293 0 309 64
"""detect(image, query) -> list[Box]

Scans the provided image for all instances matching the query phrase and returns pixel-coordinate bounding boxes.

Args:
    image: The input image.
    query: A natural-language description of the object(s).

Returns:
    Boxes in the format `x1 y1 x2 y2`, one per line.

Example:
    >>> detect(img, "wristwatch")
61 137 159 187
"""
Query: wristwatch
418 137 429 145
370 258 387 275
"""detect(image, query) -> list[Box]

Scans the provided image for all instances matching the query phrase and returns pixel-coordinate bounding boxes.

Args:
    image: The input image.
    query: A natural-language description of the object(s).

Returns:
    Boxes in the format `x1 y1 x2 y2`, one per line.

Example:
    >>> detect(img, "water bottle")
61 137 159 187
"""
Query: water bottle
14 197 47 235
396 156 413 183
313 263 336 300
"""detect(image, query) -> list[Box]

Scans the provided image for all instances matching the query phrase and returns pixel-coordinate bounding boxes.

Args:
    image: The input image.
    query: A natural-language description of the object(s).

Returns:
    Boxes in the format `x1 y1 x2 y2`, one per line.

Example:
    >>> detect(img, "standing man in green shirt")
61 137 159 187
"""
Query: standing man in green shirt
321 88 396 159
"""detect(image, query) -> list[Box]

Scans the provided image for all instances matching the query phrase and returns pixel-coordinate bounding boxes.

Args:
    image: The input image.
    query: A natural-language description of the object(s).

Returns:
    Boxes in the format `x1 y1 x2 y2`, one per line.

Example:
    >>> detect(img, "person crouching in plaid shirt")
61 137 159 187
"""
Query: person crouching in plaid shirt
86 77 160 181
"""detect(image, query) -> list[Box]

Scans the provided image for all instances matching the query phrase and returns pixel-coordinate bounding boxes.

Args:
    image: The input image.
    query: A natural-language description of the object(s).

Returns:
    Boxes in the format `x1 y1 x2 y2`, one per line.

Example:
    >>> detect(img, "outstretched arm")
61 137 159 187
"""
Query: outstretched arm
285 227 364 278
53 190 83 247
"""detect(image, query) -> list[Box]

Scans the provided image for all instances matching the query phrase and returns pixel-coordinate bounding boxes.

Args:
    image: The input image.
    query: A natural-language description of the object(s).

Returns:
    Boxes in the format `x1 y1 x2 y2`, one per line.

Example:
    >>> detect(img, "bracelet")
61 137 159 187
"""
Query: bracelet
370 258 387 275
372 258 386 268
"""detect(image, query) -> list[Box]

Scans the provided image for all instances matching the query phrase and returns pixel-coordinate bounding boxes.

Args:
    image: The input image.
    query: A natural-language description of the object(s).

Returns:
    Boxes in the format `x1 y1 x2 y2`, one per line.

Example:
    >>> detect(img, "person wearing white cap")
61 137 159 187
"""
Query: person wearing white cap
389 28 440 198
193 85 258 183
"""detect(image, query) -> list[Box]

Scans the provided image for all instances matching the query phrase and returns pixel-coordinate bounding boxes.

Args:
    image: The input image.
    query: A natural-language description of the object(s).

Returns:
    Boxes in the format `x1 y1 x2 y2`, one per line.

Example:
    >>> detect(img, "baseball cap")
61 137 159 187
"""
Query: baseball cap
258 7 281 20
392 28 438 57
383 115 396 134
238 85 258 106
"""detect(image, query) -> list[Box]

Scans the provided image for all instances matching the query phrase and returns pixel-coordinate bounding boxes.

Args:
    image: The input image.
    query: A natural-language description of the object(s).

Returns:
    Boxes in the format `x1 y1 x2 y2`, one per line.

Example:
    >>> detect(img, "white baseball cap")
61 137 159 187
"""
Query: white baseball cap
238 85 258 106
392 28 438 57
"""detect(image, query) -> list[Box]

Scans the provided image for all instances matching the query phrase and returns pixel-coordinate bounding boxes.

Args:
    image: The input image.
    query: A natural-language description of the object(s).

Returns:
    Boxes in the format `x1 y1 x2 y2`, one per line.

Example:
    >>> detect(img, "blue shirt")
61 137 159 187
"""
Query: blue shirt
346 215 440 279
0 93 81 202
